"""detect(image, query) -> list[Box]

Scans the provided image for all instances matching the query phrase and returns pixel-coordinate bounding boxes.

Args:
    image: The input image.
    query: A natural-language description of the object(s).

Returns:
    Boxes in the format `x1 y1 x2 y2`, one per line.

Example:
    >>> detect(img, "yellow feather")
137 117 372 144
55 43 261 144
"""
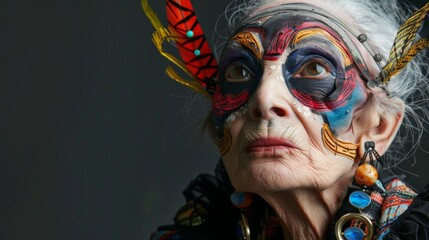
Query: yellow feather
386 38 429 81
141 0 164 31
141 0 211 97
166 67 210 97
383 3 429 82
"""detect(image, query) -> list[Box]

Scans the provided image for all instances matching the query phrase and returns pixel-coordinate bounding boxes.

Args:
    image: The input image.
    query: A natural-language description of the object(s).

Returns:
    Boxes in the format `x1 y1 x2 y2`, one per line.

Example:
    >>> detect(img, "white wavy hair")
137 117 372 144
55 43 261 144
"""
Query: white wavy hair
213 0 429 167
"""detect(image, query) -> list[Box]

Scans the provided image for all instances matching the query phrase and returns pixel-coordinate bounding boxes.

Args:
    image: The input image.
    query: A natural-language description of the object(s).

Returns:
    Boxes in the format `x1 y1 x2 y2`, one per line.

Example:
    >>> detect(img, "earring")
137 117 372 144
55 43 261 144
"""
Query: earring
355 141 380 187
335 141 381 240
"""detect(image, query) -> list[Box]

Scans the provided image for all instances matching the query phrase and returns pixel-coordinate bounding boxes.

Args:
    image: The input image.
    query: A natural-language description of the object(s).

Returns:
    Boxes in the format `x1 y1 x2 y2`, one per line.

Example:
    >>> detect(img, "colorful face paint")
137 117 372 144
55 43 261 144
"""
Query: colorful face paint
212 32 263 127
279 19 368 130
212 6 369 133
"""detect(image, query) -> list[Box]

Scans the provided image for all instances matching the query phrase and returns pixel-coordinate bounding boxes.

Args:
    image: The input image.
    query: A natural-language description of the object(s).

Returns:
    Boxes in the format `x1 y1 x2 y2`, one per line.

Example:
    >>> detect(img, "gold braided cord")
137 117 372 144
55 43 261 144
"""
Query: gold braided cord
141 0 211 97
383 3 429 83
385 3 429 67
386 38 429 80
166 67 211 97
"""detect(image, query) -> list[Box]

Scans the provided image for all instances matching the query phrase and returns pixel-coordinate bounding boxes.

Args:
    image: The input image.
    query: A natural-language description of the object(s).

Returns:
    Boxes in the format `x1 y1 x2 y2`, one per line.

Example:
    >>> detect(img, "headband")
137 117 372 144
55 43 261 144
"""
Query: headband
233 2 383 86
142 0 429 96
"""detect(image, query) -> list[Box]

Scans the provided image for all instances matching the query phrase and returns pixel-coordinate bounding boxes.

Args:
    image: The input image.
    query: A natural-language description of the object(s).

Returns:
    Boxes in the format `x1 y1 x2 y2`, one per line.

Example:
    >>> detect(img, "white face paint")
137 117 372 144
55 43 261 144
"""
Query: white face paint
268 64 279 70
225 104 249 123
275 75 285 82
292 99 321 120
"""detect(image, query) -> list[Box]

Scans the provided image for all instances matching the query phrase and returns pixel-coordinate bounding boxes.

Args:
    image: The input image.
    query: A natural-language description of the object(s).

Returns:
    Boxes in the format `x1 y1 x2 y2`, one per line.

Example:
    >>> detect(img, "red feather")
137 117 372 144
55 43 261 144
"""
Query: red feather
166 0 218 91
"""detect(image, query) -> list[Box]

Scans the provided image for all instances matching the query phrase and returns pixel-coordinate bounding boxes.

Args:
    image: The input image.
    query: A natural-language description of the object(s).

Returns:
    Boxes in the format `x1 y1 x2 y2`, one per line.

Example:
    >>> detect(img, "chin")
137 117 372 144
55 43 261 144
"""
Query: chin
225 155 303 192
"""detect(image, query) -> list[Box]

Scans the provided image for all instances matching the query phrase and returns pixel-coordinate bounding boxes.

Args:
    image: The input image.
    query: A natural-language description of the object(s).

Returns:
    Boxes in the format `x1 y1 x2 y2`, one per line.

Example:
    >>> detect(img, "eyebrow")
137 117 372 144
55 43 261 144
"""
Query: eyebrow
231 32 263 59
293 28 353 66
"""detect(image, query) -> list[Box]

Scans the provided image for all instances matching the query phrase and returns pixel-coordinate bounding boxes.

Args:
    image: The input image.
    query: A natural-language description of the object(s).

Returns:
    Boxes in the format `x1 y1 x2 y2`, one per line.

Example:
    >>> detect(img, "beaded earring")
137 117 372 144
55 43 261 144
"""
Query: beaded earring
335 141 381 240
355 141 380 186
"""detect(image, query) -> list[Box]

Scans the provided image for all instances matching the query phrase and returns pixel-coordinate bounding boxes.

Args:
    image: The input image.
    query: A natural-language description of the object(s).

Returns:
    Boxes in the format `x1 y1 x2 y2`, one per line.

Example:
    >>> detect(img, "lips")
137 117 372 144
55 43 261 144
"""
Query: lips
245 137 298 153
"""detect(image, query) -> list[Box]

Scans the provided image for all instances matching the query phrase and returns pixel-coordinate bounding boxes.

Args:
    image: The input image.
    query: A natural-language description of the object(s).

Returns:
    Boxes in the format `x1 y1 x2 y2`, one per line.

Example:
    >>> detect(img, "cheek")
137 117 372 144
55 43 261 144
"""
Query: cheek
221 117 246 188
211 76 256 131
322 81 367 131
292 99 323 121
287 68 368 131
226 116 245 143
212 87 250 125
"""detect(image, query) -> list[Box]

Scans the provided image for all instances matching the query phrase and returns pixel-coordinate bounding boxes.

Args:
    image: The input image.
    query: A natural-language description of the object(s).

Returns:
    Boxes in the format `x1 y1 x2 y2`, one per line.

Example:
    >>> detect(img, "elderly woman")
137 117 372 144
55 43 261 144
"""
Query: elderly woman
143 0 429 239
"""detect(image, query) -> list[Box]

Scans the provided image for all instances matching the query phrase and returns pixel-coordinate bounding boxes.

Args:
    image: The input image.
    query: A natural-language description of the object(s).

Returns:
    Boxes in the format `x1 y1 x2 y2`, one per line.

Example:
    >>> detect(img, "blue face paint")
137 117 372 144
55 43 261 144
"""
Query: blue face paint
322 82 367 131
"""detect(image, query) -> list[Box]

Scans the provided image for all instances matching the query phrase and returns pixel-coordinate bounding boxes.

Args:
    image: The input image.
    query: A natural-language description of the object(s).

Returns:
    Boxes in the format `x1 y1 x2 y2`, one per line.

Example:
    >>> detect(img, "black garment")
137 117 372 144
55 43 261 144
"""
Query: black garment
384 183 429 239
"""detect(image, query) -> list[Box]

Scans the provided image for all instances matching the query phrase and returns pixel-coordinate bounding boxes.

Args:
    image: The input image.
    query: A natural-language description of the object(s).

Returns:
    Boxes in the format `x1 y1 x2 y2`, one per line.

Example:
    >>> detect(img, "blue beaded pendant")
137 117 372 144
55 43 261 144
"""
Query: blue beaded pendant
349 191 371 209
230 191 246 207
344 227 365 240
230 191 253 208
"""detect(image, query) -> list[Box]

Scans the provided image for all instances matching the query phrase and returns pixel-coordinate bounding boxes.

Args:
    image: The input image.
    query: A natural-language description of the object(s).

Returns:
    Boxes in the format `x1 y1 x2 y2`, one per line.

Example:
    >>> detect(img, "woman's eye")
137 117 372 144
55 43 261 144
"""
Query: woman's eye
293 60 331 79
225 64 254 82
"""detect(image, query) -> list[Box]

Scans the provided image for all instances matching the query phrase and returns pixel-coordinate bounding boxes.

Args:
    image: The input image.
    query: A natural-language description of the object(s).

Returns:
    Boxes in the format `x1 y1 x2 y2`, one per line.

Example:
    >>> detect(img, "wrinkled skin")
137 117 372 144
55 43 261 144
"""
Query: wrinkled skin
211 2 404 239
217 14 368 193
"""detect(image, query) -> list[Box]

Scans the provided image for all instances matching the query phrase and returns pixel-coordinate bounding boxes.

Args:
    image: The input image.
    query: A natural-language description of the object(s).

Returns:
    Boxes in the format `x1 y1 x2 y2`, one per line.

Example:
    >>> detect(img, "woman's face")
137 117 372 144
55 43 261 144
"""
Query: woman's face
212 13 370 193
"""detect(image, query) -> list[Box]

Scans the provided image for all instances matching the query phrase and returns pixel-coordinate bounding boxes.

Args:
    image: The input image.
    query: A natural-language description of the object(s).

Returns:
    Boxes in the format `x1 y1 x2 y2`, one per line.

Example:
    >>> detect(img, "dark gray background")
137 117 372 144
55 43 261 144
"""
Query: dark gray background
0 0 428 239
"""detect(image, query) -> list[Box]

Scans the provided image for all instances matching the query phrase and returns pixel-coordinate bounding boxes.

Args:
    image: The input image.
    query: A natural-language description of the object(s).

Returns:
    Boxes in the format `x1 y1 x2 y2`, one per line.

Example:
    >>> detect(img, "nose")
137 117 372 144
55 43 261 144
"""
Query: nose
248 72 290 120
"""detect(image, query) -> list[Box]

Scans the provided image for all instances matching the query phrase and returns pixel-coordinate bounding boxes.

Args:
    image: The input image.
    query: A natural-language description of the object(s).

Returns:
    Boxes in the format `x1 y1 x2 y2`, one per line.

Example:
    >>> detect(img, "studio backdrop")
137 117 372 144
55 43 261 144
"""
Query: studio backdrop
0 0 428 239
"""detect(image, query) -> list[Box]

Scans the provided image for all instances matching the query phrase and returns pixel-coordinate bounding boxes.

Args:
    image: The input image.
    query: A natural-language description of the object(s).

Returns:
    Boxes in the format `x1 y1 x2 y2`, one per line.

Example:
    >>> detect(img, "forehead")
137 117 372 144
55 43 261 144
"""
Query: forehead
222 3 376 81
229 13 353 63
256 13 337 41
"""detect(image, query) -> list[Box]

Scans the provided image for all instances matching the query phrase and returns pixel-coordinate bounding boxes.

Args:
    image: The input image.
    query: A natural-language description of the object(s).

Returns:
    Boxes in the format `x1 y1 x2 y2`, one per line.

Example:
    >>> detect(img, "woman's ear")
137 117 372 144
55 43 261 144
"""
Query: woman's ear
352 92 405 159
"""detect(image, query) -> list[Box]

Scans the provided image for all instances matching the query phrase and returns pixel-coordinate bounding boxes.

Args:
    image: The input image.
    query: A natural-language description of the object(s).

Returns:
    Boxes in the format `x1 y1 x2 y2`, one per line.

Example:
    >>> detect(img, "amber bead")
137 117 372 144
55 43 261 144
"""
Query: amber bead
354 163 378 186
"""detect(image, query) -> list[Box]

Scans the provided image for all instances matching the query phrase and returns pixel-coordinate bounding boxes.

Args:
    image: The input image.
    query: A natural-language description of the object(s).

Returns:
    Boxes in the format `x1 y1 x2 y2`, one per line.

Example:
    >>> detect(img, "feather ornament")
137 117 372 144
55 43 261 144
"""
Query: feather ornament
383 3 429 83
166 0 218 93
141 0 217 97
